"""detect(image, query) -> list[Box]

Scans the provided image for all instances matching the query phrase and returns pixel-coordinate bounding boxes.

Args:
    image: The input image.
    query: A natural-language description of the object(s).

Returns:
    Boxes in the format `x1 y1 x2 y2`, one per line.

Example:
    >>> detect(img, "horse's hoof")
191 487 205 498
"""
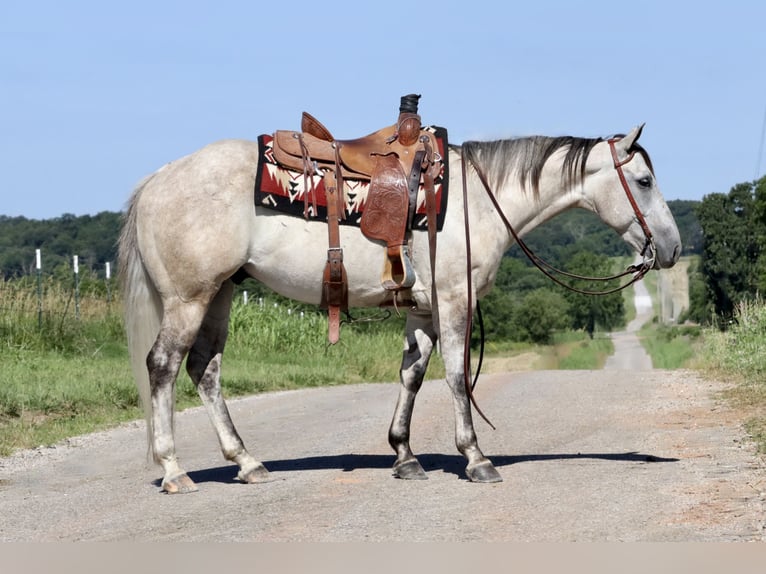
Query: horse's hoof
466 460 503 483
238 464 275 484
392 458 428 480
162 473 199 494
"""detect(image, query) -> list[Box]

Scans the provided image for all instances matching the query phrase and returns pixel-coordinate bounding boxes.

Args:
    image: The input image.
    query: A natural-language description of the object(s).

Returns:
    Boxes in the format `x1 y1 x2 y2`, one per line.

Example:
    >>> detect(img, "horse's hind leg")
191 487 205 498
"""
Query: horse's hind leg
147 298 211 494
186 280 271 484
388 312 436 479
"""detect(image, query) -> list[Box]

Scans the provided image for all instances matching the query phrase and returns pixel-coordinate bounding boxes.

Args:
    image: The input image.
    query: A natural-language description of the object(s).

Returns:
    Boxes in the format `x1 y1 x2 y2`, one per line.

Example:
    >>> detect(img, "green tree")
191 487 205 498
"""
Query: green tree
513 288 571 344
675 256 711 324
0 212 121 279
666 199 703 255
696 183 759 319
480 256 549 341
751 176 766 294
560 251 625 337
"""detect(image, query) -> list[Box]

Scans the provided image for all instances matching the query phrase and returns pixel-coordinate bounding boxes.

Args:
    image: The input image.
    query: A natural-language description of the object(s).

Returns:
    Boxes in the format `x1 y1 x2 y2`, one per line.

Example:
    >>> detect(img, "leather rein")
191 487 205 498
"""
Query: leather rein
459 137 657 428
467 137 657 296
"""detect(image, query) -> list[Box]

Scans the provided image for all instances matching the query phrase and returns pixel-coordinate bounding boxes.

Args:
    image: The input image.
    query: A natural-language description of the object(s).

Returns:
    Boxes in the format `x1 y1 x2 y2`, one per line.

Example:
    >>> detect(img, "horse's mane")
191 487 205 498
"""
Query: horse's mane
457 135 653 198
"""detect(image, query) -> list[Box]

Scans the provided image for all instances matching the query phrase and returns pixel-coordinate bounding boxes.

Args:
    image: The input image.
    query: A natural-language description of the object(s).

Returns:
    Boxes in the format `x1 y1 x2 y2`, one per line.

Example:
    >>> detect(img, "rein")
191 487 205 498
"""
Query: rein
467 138 657 296
458 138 657 428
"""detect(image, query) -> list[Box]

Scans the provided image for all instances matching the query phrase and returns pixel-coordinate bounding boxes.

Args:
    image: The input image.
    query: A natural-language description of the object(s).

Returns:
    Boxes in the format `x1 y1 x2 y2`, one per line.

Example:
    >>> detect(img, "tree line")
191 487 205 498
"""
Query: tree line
474 201 701 343
0 200 703 342
0 212 121 278
688 175 766 324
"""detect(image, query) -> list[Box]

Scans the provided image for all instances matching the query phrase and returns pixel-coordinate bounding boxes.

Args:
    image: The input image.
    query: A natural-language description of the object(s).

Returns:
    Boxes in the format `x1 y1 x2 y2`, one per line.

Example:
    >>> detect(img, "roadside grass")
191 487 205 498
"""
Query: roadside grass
630 264 766 452
638 320 701 369
535 331 614 370
694 299 766 453
1 275 616 457
634 264 700 370
0 283 431 456
557 335 614 369
480 332 614 372
1 352 141 455
1 278 137 455
10 256 763 457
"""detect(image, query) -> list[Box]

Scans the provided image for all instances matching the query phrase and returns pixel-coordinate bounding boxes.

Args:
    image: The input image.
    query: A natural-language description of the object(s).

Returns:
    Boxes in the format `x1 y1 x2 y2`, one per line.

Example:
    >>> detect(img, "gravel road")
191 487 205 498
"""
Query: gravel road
1 279 764 541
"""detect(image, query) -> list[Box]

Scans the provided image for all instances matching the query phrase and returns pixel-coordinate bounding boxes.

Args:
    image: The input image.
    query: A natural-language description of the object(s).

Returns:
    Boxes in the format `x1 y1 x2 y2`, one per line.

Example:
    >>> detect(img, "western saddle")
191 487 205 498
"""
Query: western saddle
271 94 443 343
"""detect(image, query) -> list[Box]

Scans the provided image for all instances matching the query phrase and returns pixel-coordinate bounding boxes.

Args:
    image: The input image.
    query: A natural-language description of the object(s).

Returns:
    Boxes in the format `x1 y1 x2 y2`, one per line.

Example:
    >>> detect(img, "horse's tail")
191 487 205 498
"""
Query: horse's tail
118 175 161 453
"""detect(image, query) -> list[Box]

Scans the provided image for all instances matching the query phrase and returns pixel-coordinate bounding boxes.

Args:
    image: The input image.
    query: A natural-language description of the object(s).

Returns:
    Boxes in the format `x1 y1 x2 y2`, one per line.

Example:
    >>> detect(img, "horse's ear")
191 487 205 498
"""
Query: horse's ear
615 123 645 153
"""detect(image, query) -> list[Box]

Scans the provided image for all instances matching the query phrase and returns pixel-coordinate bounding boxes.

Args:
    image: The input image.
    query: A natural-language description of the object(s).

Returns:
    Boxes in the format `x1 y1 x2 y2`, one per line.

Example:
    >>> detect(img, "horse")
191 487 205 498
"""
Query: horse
118 123 681 493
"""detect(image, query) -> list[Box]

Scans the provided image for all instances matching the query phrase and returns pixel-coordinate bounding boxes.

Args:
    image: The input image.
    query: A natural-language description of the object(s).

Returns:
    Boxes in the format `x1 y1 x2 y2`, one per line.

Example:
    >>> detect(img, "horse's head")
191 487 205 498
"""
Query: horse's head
583 125 681 269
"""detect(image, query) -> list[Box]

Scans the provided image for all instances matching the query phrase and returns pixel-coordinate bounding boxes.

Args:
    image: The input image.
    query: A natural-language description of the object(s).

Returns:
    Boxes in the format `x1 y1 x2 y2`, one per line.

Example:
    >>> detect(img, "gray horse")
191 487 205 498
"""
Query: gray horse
119 124 681 493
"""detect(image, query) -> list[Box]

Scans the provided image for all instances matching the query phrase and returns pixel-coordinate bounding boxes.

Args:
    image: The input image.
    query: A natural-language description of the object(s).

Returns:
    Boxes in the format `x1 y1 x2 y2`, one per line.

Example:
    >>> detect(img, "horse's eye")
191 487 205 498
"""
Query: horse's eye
637 176 653 189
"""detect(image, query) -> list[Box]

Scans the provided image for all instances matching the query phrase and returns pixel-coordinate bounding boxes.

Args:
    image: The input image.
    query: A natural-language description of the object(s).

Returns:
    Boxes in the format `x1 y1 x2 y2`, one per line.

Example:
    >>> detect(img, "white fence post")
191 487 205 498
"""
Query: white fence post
105 261 112 304
73 255 80 320
35 248 42 328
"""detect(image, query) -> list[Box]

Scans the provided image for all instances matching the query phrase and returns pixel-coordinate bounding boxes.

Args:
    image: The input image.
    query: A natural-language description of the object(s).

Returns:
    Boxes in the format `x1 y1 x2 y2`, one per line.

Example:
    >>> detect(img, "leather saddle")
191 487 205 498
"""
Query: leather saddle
273 116 438 180
270 94 442 343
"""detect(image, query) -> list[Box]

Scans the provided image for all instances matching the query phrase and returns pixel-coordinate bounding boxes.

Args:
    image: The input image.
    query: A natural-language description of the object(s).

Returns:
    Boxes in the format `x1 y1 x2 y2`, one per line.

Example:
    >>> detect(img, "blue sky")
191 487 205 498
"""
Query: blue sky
1 0 764 220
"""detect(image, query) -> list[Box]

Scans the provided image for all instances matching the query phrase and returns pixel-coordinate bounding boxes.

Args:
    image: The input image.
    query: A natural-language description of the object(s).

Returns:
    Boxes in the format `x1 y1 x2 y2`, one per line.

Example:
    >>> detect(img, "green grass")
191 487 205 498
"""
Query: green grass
532 330 614 370
0 278 140 454
0 281 437 456
693 299 766 453
0 274 647 458
557 335 614 369
629 261 698 369
638 321 701 369
0 352 141 455
629 264 766 451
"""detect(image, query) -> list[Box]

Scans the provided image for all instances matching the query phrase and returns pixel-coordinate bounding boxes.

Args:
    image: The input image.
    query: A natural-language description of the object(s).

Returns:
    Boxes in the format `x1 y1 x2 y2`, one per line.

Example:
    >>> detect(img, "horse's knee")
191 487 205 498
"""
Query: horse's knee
400 349 426 392
400 325 435 386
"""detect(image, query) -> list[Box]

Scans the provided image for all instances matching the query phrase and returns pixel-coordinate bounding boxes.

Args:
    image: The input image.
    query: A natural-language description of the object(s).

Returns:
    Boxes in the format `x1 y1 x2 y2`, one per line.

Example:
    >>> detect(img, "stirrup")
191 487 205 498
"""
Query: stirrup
381 245 416 291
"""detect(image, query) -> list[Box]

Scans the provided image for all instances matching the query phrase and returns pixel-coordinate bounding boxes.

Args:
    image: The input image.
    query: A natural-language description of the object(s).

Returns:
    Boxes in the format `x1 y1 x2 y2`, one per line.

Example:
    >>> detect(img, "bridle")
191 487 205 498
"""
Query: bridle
466 137 657 296
608 137 657 268
459 136 657 427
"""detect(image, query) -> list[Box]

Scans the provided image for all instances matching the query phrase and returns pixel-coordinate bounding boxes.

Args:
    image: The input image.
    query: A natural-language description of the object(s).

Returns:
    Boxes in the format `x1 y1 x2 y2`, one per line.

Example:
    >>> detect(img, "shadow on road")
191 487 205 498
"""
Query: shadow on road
161 451 679 486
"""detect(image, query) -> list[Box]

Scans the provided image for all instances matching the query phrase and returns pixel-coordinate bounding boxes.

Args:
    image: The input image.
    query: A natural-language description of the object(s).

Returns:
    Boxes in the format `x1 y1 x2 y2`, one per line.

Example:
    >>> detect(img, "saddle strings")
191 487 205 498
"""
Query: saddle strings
298 134 318 218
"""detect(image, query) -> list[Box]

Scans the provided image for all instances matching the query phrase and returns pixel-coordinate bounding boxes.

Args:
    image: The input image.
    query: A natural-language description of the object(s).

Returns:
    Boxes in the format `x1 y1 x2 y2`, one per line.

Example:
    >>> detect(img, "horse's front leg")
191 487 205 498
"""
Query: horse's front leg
388 311 436 479
440 306 503 483
186 281 272 485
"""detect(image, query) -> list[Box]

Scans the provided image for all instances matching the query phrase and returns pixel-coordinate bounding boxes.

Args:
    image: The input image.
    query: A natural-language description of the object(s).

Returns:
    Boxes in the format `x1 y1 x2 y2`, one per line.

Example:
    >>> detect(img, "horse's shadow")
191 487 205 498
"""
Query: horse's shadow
153 451 678 487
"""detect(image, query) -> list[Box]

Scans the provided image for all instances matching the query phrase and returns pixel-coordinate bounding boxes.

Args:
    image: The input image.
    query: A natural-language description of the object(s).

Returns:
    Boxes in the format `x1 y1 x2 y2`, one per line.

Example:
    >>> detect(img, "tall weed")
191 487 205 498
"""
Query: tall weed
702 299 766 380
639 323 701 369
698 298 766 452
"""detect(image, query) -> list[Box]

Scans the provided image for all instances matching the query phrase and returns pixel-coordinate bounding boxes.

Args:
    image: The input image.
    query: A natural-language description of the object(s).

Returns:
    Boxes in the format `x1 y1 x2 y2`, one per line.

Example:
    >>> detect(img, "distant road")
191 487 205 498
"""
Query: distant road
604 274 654 370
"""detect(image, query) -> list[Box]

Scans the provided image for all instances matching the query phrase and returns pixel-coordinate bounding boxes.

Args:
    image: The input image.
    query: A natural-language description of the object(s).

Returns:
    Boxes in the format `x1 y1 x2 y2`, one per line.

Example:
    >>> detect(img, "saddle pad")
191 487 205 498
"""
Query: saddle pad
254 126 449 231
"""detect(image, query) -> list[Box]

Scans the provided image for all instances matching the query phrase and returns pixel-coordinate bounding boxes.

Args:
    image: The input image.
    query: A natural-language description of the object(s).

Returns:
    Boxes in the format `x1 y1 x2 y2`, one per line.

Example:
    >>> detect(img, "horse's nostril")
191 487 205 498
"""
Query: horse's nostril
673 245 680 261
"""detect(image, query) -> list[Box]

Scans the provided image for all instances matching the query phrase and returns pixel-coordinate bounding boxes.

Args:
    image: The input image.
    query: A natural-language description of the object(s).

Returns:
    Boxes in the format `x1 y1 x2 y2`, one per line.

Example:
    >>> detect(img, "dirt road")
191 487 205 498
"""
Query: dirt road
1 280 765 541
